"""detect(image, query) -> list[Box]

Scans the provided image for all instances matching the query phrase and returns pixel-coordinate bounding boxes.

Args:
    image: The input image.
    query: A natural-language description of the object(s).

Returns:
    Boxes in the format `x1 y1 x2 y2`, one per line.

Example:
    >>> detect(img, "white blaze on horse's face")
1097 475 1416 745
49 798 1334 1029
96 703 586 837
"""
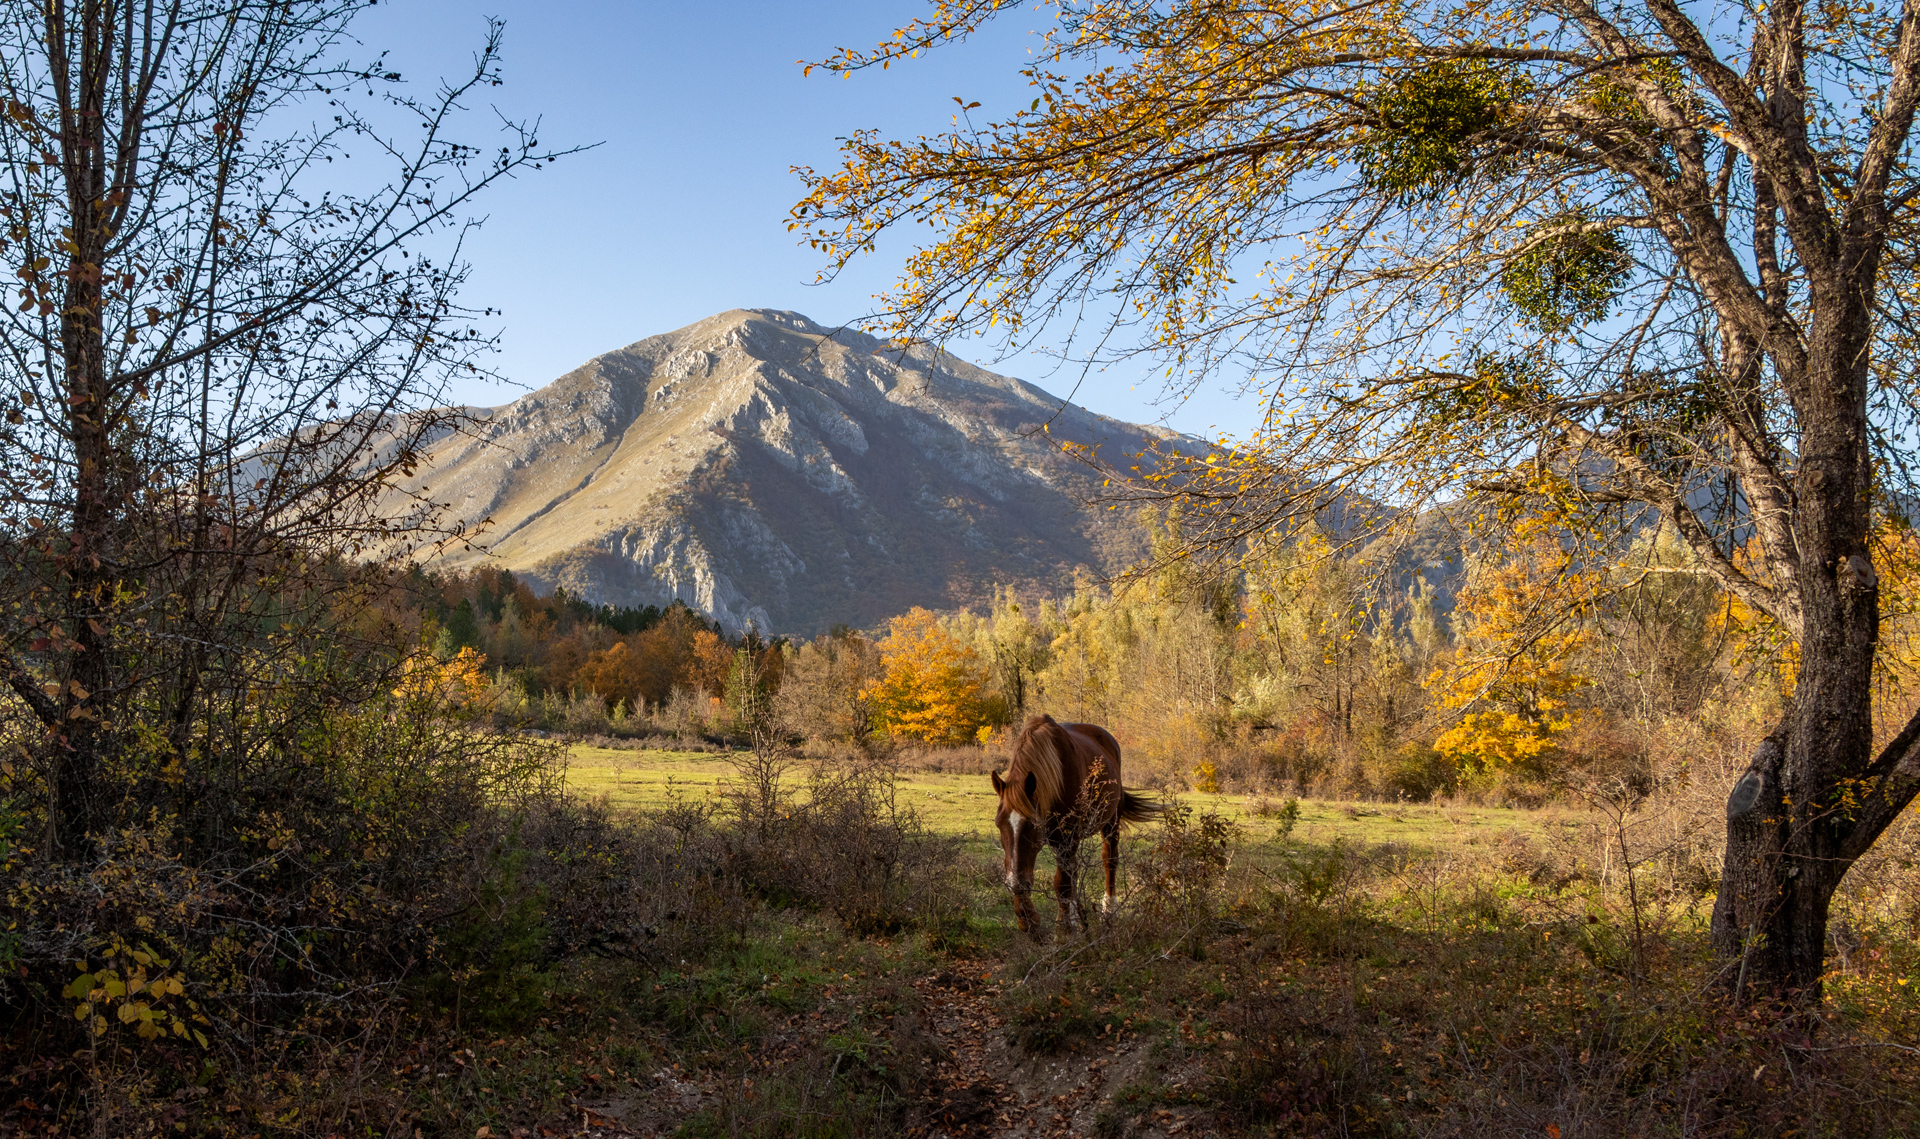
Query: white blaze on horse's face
1003 810 1026 890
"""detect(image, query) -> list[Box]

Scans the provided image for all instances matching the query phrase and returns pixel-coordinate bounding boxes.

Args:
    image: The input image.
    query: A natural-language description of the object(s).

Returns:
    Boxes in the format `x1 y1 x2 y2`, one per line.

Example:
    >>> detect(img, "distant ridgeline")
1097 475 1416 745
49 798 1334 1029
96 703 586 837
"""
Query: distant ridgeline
385 308 1202 636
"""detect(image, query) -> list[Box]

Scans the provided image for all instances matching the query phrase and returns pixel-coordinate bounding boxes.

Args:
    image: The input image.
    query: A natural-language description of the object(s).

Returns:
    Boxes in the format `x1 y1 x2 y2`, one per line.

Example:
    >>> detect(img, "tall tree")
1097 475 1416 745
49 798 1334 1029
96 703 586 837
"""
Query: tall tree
0 0 560 853
795 0 1920 997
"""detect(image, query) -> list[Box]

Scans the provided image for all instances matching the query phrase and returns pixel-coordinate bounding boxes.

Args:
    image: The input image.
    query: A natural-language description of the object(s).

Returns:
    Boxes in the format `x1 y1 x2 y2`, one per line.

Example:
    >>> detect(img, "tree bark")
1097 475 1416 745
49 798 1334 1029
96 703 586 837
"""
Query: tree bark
1709 266 1888 998
47 0 118 853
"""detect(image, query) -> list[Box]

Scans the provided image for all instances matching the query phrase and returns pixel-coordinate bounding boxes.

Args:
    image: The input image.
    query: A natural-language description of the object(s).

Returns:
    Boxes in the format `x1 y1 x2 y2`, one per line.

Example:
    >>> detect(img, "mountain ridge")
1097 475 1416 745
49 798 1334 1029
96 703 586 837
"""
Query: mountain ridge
393 309 1200 634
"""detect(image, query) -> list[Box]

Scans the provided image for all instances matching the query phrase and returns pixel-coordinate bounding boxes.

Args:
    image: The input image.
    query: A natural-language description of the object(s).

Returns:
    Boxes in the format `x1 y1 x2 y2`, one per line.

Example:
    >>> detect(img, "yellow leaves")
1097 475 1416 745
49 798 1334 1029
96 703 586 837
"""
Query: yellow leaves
1428 534 1593 772
392 645 490 712
1714 521 1920 693
865 607 994 744
1433 707 1571 769
65 936 209 1048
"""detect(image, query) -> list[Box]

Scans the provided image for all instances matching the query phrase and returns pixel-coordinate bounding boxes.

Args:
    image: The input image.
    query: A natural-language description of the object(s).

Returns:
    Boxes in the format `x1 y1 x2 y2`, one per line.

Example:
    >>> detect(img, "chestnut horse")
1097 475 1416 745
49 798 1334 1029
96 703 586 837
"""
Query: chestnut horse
991 714 1161 936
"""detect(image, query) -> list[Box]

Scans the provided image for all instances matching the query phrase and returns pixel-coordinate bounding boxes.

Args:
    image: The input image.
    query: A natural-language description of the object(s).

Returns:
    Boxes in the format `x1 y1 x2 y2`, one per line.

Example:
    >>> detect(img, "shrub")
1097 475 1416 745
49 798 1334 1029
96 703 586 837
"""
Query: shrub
1 686 567 1092
1132 804 1238 955
724 754 966 939
1380 741 1460 800
524 794 748 970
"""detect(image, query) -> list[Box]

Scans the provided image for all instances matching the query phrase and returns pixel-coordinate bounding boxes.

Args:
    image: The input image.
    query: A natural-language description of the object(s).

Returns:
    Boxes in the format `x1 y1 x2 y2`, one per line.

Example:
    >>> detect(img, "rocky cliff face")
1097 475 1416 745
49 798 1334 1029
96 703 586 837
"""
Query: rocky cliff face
398 309 1191 634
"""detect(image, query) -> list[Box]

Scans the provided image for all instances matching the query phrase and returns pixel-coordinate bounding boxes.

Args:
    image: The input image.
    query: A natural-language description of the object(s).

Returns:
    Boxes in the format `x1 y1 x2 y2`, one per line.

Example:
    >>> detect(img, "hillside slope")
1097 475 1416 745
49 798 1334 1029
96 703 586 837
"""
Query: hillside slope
397 309 1192 633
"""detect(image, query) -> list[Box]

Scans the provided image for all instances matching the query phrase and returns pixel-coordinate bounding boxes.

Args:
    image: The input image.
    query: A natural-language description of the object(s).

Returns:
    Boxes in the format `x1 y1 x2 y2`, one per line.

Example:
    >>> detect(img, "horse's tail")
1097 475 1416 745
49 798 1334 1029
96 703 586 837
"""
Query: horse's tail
1116 789 1166 826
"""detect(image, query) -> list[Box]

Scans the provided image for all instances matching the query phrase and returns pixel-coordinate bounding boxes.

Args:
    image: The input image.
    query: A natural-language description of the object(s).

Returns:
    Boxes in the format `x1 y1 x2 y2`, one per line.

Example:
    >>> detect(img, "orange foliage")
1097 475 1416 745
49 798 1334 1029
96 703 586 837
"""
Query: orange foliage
864 607 991 744
393 646 491 714
1430 534 1594 772
572 607 738 710
572 641 649 712
690 629 734 696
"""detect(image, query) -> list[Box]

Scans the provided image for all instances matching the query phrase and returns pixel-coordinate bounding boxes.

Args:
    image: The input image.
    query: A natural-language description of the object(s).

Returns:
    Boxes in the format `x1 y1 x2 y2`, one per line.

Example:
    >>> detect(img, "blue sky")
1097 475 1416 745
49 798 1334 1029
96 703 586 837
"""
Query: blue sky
352 1 1254 438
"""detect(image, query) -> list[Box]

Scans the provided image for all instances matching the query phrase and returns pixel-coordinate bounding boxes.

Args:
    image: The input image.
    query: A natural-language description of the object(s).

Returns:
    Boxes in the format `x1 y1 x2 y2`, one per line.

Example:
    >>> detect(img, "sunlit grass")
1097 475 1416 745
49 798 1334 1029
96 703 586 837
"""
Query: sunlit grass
562 744 1576 857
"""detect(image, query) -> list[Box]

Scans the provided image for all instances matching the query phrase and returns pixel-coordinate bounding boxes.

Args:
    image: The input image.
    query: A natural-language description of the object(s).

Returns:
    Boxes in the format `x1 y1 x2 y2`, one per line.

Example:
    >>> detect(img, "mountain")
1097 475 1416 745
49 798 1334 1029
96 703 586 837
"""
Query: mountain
395 309 1198 634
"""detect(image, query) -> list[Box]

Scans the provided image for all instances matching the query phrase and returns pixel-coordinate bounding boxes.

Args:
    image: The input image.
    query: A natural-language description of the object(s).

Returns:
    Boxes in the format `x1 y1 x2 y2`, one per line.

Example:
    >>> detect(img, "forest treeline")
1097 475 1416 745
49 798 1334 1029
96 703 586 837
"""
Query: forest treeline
416 516 1920 804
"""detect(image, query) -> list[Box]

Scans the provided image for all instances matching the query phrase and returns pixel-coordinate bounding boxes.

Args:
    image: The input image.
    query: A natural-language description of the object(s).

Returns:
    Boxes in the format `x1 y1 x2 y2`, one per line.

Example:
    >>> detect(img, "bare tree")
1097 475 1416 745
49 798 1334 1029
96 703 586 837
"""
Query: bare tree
0 0 567 852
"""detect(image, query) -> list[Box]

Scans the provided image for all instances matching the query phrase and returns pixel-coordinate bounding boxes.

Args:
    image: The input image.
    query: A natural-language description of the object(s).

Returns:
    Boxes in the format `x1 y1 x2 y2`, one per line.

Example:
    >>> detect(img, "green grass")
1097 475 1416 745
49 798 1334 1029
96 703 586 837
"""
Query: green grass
563 745 1577 858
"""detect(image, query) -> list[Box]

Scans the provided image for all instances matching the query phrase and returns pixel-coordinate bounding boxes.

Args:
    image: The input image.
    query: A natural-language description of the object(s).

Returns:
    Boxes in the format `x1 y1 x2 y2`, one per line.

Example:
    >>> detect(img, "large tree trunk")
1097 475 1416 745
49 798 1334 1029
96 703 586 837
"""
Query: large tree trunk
1709 288 1888 1000
1712 723 1842 997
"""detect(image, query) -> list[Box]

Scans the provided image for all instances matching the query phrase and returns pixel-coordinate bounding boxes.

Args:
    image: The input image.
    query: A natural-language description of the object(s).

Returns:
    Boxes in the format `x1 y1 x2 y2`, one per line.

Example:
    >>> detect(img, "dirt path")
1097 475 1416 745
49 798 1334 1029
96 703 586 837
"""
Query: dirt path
907 969 1215 1139
561 967 1219 1139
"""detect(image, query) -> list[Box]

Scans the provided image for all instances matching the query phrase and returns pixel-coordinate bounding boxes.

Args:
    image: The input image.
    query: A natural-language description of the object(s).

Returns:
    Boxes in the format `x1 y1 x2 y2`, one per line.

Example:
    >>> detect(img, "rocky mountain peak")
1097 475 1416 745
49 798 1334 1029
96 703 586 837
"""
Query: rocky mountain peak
399 309 1186 634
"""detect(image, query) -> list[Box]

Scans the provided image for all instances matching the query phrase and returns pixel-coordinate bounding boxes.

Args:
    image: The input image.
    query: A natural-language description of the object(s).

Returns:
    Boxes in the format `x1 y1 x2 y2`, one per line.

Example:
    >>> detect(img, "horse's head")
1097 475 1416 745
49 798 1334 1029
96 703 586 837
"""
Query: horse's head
990 767 1043 934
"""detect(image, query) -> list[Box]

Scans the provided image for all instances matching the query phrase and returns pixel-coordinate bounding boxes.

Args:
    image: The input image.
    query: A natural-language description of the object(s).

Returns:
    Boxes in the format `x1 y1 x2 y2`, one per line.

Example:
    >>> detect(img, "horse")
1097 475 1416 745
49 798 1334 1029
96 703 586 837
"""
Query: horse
990 713 1162 937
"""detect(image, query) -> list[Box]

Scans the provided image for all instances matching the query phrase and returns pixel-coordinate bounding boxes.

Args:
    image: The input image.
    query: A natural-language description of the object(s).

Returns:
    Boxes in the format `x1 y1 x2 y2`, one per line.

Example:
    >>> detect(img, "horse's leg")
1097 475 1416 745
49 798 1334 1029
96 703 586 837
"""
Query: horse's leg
1054 841 1083 933
1101 822 1120 914
1014 829 1042 939
1014 889 1039 937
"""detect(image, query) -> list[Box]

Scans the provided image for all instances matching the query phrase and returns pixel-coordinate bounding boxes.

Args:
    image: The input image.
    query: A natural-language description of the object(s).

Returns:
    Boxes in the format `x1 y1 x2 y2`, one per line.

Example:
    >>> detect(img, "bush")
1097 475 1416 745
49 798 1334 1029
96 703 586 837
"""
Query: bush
1381 741 1461 801
523 794 749 969
0 685 569 1106
425 843 552 1031
1131 804 1238 956
724 753 967 939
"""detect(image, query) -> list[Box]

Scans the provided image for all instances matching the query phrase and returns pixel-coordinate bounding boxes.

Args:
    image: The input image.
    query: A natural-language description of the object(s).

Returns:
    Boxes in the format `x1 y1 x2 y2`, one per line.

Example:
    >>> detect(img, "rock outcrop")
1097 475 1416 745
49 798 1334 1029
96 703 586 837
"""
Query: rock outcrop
397 309 1192 634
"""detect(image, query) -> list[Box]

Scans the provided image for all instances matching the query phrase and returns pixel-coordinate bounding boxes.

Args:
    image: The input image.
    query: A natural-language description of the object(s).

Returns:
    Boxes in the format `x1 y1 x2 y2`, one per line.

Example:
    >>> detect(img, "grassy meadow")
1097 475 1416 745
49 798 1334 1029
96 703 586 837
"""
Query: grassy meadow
508 741 1920 1138
563 743 1583 857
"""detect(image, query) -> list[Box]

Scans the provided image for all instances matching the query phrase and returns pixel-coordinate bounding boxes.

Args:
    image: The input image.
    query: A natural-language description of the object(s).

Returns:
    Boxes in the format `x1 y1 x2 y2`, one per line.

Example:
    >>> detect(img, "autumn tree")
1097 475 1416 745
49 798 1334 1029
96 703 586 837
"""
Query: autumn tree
689 628 736 699
1239 526 1375 743
774 630 882 745
573 640 649 714
1589 523 1731 729
723 637 785 740
1429 533 1595 774
960 585 1054 723
0 1 562 854
865 607 994 744
569 605 736 713
1031 545 1237 779
797 0 1920 996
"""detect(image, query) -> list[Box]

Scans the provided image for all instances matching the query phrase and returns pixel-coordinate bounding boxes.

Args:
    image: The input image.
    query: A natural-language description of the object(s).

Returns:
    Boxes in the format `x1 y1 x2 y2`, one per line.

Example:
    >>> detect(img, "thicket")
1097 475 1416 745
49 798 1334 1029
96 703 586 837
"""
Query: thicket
762 515 1920 815
0 617 970 1134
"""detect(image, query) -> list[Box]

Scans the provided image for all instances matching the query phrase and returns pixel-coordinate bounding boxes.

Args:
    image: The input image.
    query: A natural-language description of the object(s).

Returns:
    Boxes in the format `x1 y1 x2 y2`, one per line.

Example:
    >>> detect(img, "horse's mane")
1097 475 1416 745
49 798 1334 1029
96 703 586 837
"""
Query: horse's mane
1004 715 1069 821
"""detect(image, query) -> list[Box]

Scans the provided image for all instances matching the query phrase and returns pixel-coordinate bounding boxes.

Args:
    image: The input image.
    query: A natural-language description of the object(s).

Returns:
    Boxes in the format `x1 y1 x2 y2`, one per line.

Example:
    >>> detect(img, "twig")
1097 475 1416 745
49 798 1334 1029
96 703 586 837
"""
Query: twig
1787 1040 1920 1058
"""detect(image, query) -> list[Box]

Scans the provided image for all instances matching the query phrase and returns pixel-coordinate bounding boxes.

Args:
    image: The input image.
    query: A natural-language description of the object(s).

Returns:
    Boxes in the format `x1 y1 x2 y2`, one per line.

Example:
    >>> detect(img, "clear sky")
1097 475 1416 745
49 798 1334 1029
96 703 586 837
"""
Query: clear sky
350 1 1256 438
